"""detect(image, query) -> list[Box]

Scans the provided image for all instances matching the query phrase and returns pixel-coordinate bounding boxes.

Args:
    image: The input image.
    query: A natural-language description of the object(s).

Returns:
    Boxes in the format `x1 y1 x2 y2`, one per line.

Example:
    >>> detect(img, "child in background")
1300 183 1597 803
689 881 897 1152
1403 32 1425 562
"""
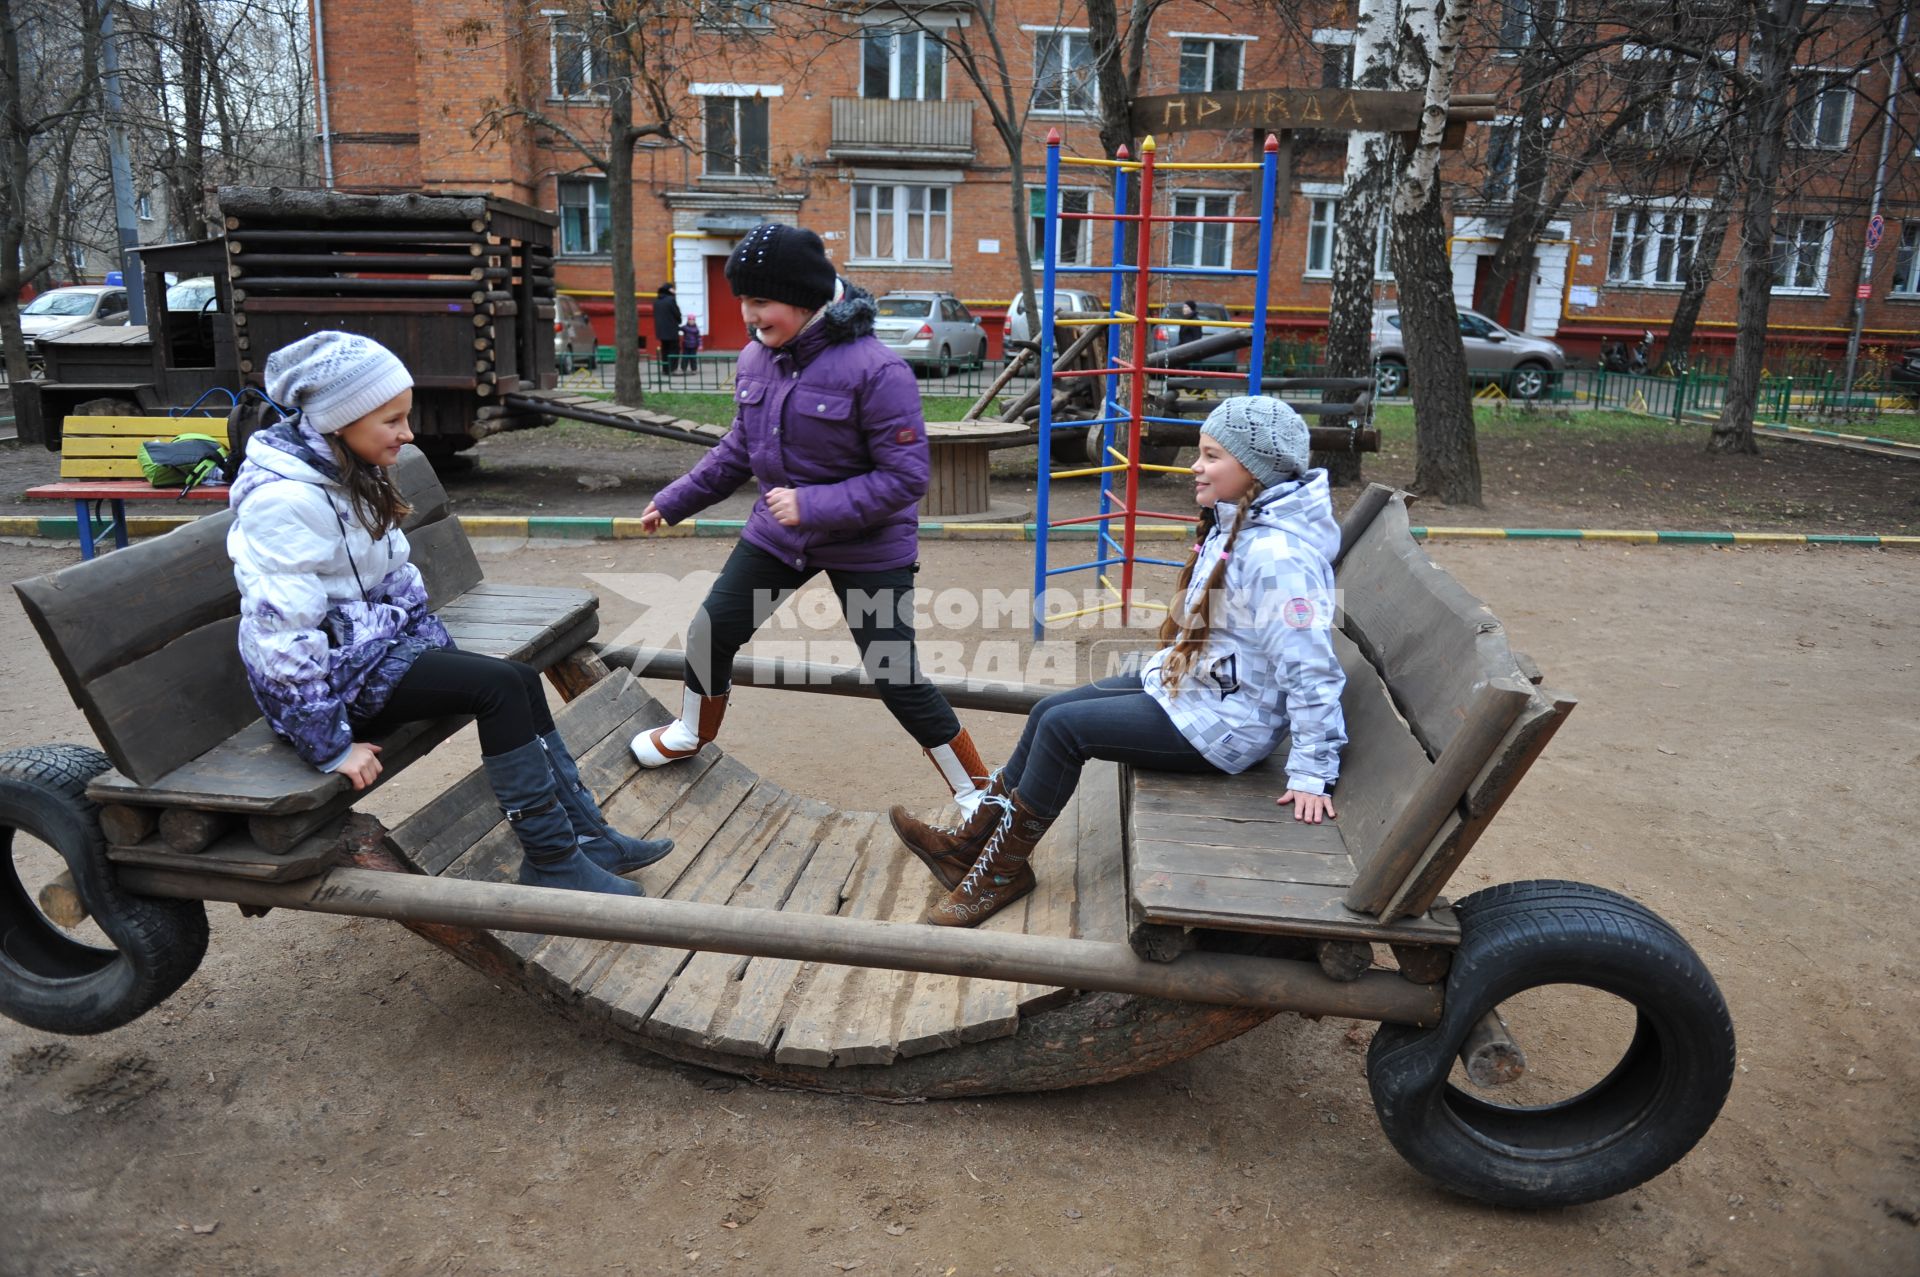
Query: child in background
894 396 1348 926
227 331 671 899
679 315 701 374
632 223 996 824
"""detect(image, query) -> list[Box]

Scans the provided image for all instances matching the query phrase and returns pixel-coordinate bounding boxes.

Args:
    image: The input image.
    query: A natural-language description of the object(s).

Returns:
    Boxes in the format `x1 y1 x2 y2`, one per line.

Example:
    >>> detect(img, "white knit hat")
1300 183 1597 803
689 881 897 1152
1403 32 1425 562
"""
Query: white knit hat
264 331 414 435
1200 395 1311 488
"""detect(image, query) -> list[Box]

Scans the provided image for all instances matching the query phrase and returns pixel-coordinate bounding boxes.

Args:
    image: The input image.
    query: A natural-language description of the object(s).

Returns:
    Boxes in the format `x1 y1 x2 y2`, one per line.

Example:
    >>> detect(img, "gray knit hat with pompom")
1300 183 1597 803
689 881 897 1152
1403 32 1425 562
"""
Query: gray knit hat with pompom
1200 395 1311 488
265 331 413 434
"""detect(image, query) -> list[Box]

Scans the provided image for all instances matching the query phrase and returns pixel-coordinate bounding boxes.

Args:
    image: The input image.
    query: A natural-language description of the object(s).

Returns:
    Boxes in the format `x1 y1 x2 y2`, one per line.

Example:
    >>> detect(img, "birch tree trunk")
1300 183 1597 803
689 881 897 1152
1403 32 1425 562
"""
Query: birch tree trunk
1318 0 1398 486
1712 0 1809 455
1392 0 1480 505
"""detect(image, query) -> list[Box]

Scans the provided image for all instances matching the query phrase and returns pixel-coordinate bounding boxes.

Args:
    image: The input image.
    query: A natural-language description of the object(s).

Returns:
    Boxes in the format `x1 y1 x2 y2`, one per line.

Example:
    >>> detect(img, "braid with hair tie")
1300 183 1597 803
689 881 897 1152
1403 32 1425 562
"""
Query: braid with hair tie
1156 493 1253 697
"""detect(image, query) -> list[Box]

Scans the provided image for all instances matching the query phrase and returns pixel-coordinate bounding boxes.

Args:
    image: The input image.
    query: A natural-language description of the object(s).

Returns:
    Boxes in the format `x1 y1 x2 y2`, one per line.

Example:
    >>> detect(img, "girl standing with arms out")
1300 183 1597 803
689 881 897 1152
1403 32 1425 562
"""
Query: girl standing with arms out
632 223 995 817
228 331 670 898
894 396 1348 926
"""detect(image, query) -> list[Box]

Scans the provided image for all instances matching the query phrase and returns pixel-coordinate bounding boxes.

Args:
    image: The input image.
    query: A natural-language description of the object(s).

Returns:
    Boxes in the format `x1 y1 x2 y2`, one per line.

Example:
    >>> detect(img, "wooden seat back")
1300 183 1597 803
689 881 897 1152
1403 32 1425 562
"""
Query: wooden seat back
55 415 195 481
14 446 479 787
1328 485 1574 921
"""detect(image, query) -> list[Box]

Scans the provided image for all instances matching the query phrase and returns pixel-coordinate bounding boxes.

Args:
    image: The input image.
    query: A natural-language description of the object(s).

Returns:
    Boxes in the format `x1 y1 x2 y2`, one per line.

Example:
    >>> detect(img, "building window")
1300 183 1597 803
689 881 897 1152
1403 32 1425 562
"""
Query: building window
1894 224 1920 296
1031 189 1095 266
1031 30 1096 115
852 182 950 264
700 0 771 28
1319 41 1354 88
1484 121 1520 201
1169 192 1233 269
557 178 611 256
1771 216 1832 292
1304 196 1393 279
1178 39 1242 93
704 96 769 177
862 28 944 100
1607 208 1701 287
136 193 153 222
549 18 607 100
1623 47 1726 141
1790 75 1853 149
1499 0 1557 51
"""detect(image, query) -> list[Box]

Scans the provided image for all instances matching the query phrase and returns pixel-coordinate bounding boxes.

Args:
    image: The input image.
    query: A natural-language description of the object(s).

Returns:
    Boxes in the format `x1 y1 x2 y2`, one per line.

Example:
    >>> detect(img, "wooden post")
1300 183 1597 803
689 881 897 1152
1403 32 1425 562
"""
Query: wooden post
544 647 612 702
158 808 231 855
1459 1009 1527 1087
113 865 1447 1027
37 871 89 928
1316 939 1374 982
98 803 158 847
1390 942 1452 985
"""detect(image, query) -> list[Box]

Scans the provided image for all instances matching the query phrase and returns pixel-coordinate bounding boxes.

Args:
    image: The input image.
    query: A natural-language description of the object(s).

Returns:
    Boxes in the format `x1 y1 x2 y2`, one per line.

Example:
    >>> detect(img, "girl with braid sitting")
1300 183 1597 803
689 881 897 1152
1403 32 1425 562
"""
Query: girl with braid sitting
893 396 1349 928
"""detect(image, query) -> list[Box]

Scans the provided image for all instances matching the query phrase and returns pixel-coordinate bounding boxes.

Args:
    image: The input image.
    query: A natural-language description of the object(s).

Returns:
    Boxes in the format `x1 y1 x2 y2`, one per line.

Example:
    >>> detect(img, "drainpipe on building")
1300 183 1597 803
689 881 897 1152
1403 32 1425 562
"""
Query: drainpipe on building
1842 0 1907 406
96 0 144 323
312 0 336 188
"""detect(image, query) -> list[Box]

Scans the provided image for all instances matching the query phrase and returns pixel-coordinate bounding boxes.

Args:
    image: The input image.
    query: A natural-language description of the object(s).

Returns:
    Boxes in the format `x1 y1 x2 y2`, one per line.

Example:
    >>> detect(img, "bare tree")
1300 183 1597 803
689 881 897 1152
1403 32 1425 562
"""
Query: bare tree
0 0 99 382
1390 0 1480 504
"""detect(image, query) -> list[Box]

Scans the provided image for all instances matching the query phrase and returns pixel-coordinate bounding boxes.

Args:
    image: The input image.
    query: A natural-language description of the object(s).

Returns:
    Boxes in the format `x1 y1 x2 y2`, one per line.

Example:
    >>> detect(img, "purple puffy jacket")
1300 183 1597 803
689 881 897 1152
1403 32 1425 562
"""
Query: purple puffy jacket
651 286 928 572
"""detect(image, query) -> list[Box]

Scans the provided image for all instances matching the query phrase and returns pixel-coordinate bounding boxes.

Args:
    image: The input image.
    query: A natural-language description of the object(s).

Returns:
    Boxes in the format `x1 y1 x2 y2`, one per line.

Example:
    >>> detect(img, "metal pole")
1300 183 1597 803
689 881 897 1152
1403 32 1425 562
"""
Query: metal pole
1842 0 1908 412
1033 129 1063 640
312 0 337 187
114 864 1446 1027
95 0 144 323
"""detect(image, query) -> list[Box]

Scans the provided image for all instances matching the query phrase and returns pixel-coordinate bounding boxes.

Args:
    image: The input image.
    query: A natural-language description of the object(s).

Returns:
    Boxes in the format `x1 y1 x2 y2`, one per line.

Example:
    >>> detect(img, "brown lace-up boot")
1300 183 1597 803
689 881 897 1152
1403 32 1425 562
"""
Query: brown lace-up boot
890 772 1008 890
923 791 1052 928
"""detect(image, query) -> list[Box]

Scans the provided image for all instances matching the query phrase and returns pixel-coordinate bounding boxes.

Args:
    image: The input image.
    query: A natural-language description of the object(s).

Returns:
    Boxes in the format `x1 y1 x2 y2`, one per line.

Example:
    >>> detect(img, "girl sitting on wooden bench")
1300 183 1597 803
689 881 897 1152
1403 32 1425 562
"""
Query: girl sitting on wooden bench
894 396 1350 927
227 331 669 898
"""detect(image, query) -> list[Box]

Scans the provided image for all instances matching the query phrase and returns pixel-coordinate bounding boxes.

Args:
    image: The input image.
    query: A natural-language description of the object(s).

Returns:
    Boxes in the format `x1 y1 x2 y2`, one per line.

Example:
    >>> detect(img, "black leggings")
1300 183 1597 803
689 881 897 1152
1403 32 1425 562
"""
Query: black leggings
354 649 554 757
1002 674 1220 819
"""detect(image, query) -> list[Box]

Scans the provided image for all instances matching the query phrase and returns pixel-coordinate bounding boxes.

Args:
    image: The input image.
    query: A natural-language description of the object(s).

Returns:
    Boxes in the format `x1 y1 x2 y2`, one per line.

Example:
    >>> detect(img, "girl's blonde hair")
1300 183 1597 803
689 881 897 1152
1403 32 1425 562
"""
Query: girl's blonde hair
326 436 411 540
1156 493 1253 695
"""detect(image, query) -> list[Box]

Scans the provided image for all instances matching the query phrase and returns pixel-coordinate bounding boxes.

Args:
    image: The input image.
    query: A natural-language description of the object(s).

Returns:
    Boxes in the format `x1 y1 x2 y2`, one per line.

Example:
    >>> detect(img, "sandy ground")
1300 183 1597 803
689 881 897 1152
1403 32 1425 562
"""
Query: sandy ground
2 533 1918 1277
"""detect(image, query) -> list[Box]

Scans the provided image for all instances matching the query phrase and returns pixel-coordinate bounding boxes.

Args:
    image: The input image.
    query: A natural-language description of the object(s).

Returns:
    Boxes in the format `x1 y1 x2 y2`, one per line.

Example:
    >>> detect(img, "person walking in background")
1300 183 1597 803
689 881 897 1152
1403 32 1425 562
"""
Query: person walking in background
654 282 683 377
679 314 701 375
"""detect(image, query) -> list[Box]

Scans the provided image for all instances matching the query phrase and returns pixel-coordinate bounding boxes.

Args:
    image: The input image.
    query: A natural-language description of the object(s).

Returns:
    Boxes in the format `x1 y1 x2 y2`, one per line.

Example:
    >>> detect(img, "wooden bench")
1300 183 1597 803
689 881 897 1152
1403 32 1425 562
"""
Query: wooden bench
14 446 601 882
1126 484 1576 968
23 415 231 559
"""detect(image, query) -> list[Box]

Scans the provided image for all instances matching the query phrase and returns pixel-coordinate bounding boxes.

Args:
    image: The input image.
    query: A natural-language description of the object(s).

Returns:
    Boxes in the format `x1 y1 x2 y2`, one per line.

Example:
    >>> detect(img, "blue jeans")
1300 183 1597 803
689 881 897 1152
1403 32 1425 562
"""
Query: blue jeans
1002 675 1218 819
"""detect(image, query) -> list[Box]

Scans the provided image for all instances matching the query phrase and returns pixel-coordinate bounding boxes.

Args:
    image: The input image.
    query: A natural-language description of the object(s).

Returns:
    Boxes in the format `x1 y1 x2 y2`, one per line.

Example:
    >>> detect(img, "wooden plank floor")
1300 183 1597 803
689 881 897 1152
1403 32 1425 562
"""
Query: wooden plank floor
384 674 1117 1068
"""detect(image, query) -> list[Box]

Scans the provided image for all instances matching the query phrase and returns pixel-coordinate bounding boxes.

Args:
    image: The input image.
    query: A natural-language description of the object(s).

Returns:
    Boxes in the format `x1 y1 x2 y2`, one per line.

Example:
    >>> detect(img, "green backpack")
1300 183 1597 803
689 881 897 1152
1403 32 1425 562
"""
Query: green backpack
136 432 228 492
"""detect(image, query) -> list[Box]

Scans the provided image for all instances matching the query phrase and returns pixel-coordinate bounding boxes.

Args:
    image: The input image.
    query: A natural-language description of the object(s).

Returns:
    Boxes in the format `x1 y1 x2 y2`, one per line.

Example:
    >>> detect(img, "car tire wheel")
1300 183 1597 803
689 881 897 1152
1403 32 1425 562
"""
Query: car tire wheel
1509 363 1551 401
1366 880 1734 1208
557 351 574 376
937 345 952 378
0 744 209 1035
1375 359 1409 398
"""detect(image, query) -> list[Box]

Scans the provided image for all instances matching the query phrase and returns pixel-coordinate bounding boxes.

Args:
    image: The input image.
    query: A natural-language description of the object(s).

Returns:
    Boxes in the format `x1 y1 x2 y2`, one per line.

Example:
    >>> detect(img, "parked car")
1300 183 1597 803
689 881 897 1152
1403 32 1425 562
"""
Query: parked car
1005 287 1105 349
553 293 598 374
165 276 219 313
872 291 988 372
1888 346 1920 399
1370 307 1567 400
21 285 130 352
1148 300 1240 371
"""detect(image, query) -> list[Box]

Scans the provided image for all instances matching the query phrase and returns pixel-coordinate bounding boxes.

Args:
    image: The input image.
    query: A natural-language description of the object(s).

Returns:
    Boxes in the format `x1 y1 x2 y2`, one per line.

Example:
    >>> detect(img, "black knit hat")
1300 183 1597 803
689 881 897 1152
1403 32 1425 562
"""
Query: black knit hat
725 223 837 310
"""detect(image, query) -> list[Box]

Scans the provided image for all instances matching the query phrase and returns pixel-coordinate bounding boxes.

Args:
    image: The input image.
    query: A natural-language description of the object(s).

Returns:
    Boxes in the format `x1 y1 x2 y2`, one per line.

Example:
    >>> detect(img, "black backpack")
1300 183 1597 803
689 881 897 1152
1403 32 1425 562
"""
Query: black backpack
221 390 284 484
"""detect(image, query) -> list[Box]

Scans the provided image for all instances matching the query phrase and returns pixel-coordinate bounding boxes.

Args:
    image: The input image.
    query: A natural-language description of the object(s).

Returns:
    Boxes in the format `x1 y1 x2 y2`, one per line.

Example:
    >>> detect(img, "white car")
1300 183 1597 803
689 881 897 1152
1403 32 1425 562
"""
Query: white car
1004 287 1105 349
22 285 131 352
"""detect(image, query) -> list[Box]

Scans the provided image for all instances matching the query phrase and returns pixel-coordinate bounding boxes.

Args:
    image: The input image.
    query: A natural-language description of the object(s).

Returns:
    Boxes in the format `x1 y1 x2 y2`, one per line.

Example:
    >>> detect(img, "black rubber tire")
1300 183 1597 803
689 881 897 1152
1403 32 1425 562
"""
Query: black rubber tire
1366 880 1734 1209
1374 358 1408 398
1509 362 1551 400
0 744 209 1035
557 350 574 376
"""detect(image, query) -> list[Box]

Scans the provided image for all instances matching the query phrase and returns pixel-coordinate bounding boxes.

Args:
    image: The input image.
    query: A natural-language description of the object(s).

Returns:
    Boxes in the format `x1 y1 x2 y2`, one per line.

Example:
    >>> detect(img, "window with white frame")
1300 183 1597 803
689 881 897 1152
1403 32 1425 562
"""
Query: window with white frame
1622 46 1726 140
1499 0 1558 51
136 193 153 221
852 182 950 264
1303 196 1393 278
1790 73 1853 149
1894 223 1920 296
557 177 611 256
1484 120 1520 200
1178 38 1242 93
1607 207 1701 286
1030 189 1095 266
1313 30 1354 88
1031 29 1096 115
549 17 607 100
700 0 771 28
1772 216 1832 291
704 95 770 177
863 27 944 100
1170 193 1233 269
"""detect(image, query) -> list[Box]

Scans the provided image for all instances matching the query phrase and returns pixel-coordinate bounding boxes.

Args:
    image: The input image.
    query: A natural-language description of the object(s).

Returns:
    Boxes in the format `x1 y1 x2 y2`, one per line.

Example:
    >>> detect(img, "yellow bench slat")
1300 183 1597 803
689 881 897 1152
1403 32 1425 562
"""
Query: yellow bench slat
60 438 151 458
61 457 149 479
58 416 181 437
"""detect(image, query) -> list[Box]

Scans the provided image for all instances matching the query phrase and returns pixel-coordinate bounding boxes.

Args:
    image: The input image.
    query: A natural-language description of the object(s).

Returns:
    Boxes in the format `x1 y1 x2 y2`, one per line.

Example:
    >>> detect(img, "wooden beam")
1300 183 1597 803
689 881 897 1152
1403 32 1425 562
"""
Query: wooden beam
115 865 1445 1026
601 648 1051 715
1131 88 1424 137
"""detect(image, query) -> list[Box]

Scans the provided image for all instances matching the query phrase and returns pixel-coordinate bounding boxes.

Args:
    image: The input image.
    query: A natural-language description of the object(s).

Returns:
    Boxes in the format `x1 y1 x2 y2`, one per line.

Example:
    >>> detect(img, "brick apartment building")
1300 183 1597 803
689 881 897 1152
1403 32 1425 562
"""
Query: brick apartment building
313 0 1918 365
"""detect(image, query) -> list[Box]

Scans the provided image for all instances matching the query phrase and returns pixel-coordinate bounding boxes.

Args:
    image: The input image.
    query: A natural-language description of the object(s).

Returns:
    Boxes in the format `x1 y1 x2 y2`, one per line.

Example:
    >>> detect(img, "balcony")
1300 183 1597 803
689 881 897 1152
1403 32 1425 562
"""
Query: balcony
828 98 975 164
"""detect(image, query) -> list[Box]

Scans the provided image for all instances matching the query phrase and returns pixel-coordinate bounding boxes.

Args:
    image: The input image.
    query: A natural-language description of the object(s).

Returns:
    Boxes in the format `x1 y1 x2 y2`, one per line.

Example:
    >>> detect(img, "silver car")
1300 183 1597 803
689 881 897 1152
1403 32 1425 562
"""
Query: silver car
1371 307 1567 400
872 292 988 373
1005 287 1105 349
